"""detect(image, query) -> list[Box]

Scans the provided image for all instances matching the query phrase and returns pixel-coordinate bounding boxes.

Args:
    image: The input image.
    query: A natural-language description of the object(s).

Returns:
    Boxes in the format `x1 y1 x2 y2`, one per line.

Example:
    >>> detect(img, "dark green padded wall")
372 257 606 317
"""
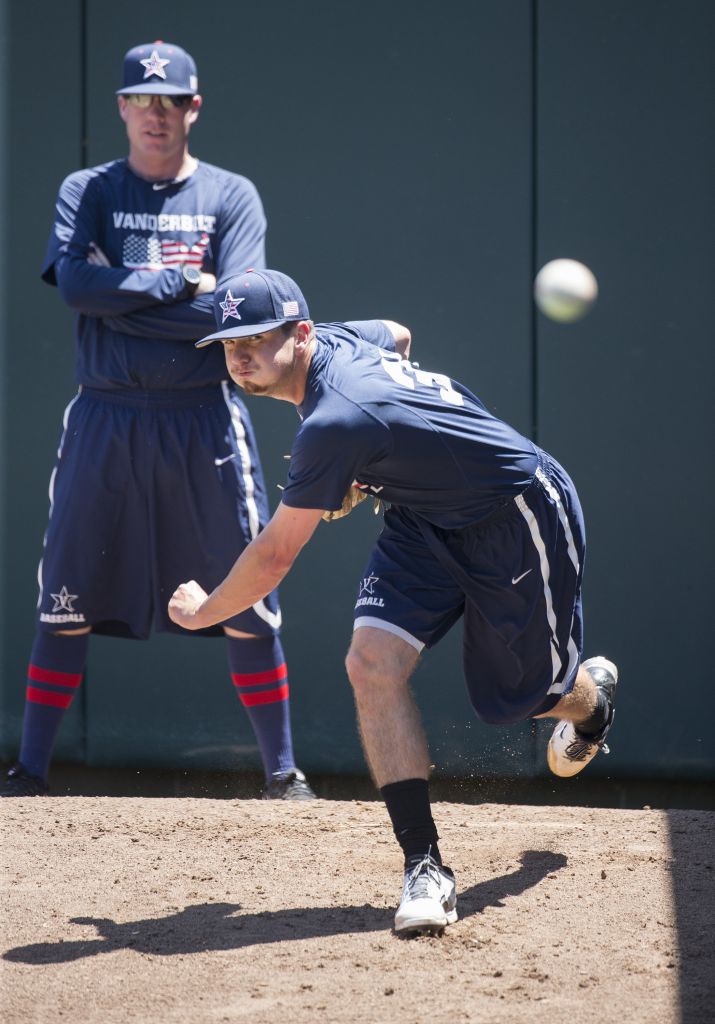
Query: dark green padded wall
535 0 715 778
0 1 6 702
1 1 713 781
78 0 535 777
0 0 86 762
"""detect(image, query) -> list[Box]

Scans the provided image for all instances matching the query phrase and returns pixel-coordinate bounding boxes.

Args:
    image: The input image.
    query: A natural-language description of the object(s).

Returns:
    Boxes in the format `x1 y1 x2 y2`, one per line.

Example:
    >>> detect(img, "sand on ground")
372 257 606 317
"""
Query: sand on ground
1 798 713 1023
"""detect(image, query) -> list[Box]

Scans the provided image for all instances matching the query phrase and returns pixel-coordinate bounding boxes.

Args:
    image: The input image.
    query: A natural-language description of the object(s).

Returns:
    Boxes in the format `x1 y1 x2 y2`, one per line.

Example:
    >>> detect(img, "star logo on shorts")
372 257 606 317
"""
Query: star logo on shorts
220 289 246 323
359 576 379 597
140 49 170 80
50 586 78 613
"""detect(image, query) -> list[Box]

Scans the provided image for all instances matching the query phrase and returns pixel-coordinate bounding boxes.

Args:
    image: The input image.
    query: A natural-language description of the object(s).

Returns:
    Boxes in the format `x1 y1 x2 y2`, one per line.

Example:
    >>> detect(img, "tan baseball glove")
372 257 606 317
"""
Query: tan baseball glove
322 485 371 522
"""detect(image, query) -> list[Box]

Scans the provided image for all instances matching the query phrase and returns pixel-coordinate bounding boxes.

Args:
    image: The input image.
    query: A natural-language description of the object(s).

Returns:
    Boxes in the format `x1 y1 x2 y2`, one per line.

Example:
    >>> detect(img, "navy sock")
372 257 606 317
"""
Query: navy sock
381 778 442 867
19 631 89 783
226 635 296 781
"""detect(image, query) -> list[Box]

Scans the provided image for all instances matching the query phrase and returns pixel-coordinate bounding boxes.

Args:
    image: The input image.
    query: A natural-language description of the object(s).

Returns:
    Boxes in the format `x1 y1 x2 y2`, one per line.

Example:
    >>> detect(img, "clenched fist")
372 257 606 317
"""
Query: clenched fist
168 579 209 630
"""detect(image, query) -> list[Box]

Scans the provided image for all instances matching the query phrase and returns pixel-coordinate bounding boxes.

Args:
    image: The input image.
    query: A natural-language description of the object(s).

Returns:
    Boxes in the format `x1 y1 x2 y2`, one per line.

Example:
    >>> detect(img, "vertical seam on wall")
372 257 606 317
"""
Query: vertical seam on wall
0 0 7 720
529 0 541 766
530 0 539 446
79 0 89 762
80 0 88 169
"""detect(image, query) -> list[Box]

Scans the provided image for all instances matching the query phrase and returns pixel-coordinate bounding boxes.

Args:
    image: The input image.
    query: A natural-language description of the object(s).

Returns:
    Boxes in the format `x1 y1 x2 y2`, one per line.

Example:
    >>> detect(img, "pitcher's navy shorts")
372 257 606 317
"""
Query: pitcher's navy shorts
36 383 281 639
353 452 585 725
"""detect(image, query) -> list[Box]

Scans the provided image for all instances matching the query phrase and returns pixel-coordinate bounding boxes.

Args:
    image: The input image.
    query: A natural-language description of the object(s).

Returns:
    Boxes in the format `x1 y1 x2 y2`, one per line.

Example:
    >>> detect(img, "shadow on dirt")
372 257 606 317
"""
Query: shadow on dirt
3 849 567 964
667 810 715 1024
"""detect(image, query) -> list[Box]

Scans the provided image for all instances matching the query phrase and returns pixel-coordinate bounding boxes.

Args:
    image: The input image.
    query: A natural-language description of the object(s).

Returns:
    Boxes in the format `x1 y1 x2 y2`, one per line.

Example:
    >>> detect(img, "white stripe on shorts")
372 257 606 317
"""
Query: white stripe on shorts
353 616 425 652
515 492 564 694
535 467 580 575
38 391 82 609
222 381 260 539
535 469 581 691
221 381 281 631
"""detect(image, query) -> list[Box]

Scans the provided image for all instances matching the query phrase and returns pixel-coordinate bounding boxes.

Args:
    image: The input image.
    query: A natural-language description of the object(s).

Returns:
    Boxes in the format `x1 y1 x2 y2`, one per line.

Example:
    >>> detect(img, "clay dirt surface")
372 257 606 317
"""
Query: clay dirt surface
1 798 713 1023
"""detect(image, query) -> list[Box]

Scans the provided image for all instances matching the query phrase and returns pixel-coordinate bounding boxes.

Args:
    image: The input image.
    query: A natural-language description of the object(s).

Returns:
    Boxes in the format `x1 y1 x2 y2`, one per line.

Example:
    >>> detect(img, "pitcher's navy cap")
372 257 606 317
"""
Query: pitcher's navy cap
196 269 310 347
117 41 198 96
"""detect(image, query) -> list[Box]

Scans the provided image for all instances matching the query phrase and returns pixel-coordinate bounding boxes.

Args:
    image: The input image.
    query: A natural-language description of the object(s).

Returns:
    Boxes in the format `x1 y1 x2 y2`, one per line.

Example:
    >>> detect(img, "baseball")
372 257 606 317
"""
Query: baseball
534 259 598 323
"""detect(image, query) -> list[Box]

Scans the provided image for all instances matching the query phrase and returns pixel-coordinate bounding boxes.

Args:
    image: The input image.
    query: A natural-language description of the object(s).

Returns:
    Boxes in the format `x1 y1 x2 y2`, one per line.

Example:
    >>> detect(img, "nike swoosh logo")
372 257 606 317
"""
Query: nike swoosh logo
512 569 533 585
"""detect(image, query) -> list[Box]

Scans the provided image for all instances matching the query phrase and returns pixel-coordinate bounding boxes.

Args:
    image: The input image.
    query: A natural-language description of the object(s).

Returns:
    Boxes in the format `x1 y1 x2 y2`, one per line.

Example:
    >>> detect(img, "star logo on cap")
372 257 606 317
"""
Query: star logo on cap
140 49 170 80
50 585 78 613
220 290 246 323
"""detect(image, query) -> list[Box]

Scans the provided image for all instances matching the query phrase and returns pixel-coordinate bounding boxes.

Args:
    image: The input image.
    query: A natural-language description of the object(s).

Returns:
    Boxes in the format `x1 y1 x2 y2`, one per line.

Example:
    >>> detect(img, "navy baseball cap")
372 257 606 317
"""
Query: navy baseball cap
196 269 310 347
116 41 198 96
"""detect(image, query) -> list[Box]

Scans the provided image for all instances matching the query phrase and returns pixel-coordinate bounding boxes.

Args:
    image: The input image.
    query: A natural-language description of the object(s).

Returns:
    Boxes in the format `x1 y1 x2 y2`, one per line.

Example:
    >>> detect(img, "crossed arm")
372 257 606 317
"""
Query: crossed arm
81 242 216 336
168 503 325 630
48 170 264 331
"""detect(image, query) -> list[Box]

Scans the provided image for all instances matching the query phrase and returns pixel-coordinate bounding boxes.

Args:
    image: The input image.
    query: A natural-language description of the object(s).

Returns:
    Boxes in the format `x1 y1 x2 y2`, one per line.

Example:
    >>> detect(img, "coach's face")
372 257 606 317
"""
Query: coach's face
222 322 313 402
118 93 201 162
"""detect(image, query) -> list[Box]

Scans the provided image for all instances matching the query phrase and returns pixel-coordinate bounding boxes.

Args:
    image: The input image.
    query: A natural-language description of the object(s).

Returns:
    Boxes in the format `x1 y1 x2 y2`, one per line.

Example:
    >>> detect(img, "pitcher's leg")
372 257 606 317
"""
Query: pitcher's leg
346 626 428 787
536 658 618 778
346 625 456 934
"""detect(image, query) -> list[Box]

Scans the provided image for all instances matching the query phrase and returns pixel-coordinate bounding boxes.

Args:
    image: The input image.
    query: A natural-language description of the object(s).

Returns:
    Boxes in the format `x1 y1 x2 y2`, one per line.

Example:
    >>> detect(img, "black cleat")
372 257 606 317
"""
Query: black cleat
0 763 49 797
261 768 316 801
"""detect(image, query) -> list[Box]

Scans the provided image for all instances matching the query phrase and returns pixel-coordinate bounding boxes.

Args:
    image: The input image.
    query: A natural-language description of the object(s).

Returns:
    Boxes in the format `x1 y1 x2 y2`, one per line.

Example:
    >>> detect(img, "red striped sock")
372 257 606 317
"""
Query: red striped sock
18 630 89 783
226 635 295 781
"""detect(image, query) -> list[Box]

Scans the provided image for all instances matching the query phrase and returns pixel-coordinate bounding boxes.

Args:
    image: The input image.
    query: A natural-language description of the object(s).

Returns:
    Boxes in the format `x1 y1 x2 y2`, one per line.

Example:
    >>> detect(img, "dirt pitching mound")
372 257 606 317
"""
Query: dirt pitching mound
2 798 713 1023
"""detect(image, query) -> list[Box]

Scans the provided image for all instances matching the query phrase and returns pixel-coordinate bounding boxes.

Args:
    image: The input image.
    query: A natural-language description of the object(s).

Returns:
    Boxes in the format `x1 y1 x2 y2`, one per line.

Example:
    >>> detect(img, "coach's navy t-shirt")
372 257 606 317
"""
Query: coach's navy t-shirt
281 322 539 530
41 159 265 390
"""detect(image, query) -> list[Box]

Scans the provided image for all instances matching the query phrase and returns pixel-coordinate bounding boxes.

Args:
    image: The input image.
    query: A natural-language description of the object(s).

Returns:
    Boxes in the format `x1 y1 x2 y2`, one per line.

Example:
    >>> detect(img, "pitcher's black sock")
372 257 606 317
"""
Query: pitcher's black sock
381 778 441 867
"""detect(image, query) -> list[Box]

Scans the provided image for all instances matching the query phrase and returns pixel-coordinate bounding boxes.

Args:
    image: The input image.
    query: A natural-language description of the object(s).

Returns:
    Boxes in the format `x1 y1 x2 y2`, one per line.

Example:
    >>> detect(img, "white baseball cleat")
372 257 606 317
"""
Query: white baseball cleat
394 853 458 935
547 656 618 778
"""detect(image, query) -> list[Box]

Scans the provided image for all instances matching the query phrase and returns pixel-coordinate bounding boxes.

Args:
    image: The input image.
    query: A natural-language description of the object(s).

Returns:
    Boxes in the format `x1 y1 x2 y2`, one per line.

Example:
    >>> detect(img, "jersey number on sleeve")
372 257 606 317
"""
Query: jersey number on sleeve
380 352 464 406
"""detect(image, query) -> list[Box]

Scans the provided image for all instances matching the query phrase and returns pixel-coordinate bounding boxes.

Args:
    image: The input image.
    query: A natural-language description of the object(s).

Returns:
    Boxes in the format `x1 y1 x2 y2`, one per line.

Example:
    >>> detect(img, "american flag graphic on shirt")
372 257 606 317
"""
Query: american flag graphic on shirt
122 232 209 270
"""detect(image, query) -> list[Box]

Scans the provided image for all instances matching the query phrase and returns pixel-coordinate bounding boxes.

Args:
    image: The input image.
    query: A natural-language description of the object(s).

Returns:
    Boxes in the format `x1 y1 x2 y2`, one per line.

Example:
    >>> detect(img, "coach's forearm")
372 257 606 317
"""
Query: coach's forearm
103 295 215 340
56 256 191 315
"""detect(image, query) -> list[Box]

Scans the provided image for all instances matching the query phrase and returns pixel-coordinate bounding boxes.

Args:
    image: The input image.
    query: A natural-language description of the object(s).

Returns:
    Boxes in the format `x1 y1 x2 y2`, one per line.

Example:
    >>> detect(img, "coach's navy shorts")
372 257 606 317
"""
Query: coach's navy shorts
36 383 281 639
353 452 585 725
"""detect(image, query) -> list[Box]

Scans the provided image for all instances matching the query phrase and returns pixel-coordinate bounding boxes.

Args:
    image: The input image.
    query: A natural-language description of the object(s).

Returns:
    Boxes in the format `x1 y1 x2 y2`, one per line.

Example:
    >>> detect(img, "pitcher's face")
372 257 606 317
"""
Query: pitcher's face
222 326 298 397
